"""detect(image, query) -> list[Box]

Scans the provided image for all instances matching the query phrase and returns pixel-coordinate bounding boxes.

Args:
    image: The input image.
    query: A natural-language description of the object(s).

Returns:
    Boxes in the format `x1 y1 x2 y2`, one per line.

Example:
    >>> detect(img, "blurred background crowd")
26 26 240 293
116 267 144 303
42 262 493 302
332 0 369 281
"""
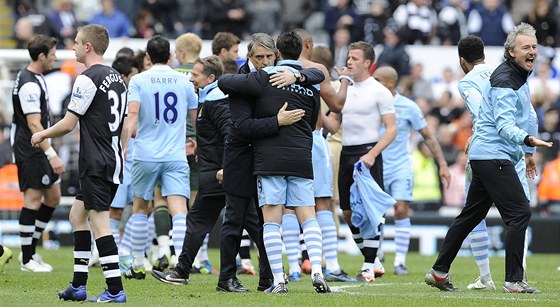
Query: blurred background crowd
1 0 560 217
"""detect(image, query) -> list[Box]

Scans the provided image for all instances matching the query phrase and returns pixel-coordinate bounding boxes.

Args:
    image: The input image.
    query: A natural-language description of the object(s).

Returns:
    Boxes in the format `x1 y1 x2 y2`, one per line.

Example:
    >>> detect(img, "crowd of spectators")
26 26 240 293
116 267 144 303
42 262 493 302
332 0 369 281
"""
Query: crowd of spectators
9 0 560 48
5 0 560 216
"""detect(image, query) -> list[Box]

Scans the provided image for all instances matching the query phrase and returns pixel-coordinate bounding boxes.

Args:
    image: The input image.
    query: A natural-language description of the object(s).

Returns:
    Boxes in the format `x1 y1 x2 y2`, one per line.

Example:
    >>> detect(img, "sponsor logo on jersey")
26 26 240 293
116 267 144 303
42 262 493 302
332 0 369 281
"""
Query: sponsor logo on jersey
25 93 39 103
73 87 84 99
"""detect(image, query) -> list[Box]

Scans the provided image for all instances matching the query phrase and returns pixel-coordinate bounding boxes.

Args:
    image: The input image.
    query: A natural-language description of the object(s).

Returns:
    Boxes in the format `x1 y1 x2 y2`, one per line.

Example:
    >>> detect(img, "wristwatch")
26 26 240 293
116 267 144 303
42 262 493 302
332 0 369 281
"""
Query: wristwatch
293 71 302 82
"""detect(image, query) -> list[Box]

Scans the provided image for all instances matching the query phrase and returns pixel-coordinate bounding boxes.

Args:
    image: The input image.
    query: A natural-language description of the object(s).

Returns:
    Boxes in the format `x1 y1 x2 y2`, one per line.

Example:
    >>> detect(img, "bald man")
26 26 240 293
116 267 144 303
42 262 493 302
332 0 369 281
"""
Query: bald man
373 66 451 275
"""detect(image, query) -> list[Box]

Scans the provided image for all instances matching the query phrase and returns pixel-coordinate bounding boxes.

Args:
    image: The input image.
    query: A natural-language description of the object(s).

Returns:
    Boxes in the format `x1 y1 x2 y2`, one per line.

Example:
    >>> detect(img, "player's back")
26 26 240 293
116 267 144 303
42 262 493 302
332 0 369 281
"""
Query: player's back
382 94 426 177
128 65 196 162
458 63 494 125
68 64 128 183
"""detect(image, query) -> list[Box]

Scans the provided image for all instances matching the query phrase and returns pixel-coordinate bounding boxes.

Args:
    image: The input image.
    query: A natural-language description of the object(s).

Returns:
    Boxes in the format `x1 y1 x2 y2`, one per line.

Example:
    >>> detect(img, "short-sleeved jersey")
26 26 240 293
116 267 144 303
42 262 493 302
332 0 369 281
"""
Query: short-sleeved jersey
174 63 197 139
341 77 395 146
457 63 494 128
382 93 427 180
127 65 198 162
67 64 127 184
11 68 51 161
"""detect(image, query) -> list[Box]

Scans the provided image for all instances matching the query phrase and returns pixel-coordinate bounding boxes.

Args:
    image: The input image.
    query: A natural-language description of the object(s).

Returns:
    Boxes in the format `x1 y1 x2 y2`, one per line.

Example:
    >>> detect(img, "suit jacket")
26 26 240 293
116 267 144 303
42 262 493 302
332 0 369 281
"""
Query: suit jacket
221 60 324 197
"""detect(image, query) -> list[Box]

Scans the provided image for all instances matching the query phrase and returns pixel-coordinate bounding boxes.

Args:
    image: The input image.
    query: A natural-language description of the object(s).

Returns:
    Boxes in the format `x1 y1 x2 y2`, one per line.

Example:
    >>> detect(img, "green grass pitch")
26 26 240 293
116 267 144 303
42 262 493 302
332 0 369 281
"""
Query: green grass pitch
0 248 558 306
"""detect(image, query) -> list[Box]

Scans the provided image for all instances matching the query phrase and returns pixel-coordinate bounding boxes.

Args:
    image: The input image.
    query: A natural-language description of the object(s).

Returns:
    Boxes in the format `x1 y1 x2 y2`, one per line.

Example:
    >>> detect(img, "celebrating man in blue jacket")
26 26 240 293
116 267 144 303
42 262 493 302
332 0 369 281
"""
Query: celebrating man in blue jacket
425 23 551 294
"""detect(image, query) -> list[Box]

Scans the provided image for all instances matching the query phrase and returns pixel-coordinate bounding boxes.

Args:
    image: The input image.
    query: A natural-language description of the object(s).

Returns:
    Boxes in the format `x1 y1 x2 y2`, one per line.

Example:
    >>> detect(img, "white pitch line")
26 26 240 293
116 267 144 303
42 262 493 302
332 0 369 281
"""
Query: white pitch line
330 282 417 292
329 283 556 303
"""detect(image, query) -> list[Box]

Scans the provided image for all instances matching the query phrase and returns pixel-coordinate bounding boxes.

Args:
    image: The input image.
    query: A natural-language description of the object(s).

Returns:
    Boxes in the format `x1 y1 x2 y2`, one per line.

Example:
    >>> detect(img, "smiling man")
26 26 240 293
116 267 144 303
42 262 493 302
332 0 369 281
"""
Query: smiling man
425 23 551 294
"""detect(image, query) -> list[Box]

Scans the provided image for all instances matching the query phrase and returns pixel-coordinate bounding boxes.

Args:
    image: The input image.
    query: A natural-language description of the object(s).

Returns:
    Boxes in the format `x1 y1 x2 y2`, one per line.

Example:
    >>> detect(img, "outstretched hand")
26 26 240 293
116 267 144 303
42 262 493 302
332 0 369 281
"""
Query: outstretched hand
528 136 553 148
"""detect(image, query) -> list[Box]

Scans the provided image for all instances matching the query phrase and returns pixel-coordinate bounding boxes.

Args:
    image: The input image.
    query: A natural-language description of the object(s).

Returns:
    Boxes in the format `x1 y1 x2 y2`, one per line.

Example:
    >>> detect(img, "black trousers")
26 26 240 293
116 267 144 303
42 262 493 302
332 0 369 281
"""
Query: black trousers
219 193 272 281
176 194 225 277
433 159 531 282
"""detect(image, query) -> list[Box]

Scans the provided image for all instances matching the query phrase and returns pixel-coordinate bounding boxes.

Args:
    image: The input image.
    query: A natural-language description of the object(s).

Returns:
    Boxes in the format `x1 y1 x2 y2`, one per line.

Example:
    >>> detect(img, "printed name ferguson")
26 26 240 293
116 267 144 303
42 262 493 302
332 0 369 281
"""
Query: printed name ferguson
99 73 124 93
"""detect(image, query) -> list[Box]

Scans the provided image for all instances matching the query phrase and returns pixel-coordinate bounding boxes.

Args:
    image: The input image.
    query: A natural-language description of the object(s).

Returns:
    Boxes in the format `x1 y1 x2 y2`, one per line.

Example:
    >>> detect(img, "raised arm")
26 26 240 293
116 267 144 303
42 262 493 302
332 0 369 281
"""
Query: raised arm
218 71 266 98
300 67 325 85
317 64 351 113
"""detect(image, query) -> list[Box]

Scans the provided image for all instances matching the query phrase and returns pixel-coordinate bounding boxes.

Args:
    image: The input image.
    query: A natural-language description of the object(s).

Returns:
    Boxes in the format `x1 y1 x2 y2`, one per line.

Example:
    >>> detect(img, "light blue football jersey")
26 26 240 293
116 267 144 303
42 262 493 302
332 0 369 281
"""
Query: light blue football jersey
382 93 427 180
457 63 494 128
127 65 198 162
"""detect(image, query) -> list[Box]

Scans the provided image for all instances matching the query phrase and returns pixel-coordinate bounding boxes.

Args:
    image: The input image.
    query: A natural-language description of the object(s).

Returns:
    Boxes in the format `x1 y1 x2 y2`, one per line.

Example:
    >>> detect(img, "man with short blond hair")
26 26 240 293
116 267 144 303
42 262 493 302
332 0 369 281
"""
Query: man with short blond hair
328 41 397 283
32 24 127 302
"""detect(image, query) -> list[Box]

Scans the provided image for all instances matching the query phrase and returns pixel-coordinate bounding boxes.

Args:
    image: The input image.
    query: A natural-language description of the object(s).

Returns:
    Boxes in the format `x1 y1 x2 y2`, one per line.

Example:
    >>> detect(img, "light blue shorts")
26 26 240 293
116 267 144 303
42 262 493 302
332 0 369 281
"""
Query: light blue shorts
132 160 190 200
312 130 333 198
384 176 413 202
257 175 314 210
110 183 132 209
111 160 133 209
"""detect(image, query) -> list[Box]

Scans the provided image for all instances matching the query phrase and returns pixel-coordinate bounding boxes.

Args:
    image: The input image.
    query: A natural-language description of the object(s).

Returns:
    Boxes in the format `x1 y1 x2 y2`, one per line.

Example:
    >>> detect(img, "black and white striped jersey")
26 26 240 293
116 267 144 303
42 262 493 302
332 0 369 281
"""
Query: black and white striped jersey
11 67 51 162
67 64 127 184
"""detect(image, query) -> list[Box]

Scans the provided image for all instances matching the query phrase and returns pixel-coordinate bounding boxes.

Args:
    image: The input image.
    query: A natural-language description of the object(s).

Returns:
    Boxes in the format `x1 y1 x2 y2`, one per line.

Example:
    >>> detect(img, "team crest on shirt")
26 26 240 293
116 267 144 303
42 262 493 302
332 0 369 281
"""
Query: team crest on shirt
41 174 50 185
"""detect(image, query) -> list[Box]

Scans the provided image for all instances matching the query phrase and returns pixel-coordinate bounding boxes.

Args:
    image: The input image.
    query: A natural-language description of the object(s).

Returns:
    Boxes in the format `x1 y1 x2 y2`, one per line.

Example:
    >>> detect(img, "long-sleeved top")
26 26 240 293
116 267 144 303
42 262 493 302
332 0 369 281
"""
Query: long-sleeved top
219 60 323 179
195 81 231 197
221 61 324 197
469 59 538 163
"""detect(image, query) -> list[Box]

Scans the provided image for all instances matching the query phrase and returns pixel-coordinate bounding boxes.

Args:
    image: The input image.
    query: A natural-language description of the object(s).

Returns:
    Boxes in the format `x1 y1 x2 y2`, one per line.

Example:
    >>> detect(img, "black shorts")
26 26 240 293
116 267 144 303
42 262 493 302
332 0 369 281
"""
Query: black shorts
338 143 384 211
16 156 59 192
76 176 118 211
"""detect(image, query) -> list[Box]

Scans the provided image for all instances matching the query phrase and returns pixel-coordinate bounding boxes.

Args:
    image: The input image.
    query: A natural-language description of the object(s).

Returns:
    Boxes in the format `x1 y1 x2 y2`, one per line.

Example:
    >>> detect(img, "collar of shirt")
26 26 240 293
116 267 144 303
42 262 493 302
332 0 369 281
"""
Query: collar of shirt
149 64 173 71
198 80 219 103
276 59 302 70
506 58 530 81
